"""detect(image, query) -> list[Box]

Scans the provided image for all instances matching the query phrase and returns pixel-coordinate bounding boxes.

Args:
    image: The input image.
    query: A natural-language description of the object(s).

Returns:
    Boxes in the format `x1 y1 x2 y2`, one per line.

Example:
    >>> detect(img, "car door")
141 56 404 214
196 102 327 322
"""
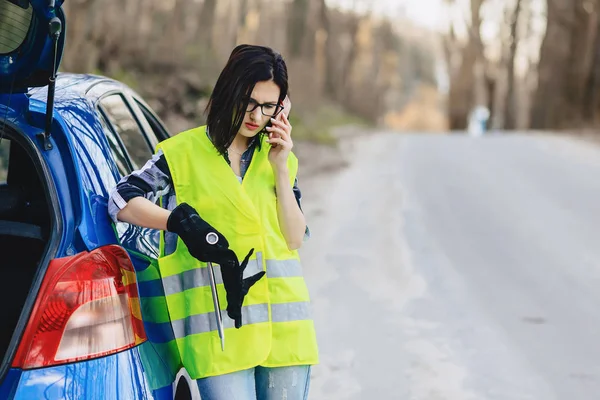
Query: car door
96 91 182 390
96 92 161 258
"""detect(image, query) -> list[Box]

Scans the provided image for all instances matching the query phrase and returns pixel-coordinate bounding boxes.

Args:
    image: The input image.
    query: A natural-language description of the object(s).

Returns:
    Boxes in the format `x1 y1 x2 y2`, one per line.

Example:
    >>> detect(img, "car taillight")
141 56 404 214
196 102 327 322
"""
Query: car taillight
13 245 147 369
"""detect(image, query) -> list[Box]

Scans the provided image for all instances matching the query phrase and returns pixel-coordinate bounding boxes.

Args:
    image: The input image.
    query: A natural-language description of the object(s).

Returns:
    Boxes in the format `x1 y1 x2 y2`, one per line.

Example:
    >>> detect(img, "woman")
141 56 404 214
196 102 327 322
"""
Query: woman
109 44 319 399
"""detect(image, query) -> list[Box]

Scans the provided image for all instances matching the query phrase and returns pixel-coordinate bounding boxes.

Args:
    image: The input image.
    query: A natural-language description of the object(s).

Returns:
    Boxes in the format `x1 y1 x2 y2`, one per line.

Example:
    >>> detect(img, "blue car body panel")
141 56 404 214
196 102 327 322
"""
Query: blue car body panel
1 0 181 395
11 343 173 400
0 74 180 398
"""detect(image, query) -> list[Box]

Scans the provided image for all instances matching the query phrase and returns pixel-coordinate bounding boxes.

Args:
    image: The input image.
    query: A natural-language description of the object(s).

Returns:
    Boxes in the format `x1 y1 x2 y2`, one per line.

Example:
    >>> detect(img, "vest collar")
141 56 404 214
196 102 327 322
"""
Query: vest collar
206 126 263 156
197 128 266 223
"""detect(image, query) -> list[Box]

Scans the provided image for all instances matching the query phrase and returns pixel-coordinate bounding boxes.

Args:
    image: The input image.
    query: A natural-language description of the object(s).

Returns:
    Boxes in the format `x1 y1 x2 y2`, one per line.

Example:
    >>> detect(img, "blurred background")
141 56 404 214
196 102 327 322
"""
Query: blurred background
59 0 600 138
60 0 442 138
57 1 600 399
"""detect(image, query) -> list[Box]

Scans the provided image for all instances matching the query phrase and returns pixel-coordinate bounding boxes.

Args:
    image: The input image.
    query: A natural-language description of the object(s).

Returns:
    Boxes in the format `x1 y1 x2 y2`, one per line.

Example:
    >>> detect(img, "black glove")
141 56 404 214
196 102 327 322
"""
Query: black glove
167 203 265 328
167 202 231 264
220 248 265 329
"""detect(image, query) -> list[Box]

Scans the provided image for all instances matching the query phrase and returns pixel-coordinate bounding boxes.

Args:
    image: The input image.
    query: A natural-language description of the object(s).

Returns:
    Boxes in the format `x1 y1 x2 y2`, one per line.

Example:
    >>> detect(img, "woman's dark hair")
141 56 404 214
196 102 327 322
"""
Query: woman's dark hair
205 44 289 155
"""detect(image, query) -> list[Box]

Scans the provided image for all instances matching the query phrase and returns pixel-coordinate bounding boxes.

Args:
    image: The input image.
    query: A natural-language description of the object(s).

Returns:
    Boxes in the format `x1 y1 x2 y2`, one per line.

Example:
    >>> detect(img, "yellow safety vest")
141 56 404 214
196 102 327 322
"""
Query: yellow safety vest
156 126 319 379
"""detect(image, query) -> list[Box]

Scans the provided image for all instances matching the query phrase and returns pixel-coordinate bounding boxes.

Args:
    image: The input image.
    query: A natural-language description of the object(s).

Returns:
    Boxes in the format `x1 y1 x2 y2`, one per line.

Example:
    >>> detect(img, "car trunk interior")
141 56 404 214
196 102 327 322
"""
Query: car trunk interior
0 130 53 361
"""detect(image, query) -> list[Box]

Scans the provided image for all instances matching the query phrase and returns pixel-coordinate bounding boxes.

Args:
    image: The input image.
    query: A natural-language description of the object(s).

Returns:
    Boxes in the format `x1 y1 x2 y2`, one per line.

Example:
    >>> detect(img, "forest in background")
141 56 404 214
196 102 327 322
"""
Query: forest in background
60 0 600 135
60 0 441 139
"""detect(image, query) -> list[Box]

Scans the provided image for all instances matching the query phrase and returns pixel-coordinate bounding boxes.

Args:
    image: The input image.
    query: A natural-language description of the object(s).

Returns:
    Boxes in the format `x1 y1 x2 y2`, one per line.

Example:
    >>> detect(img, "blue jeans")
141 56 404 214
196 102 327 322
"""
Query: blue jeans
196 365 311 400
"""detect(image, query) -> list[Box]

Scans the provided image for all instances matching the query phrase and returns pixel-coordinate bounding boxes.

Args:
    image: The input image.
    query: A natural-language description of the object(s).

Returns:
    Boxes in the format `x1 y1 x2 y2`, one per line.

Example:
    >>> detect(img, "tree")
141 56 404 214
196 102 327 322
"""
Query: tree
446 0 487 130
504 0 523 129
531 0 600 129
288 0 310 58
198 0 218 50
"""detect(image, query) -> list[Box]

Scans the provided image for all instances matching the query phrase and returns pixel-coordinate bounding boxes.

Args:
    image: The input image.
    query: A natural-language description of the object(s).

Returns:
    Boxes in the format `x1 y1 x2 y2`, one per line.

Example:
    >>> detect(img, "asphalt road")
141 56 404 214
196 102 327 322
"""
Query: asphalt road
299 132 600 400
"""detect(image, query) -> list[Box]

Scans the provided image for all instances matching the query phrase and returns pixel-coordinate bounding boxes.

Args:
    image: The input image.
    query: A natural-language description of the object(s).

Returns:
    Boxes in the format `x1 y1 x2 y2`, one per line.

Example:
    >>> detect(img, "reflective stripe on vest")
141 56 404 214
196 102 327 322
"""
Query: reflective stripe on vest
171 301 313 338
171 303 270 339
271 301 312 323
162 255 303 296
162 253 264 296
265 259 303 278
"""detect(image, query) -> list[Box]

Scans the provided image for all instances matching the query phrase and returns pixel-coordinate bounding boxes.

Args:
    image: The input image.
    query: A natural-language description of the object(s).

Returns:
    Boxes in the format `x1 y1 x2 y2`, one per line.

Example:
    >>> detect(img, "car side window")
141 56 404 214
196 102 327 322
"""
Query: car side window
135 100 170 144
99 94 153 170
97 112 131 177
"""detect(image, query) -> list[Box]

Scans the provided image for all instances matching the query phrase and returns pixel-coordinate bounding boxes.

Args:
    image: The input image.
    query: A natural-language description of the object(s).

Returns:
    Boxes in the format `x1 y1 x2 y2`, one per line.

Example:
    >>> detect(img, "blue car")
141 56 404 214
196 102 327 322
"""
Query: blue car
0 1 195 398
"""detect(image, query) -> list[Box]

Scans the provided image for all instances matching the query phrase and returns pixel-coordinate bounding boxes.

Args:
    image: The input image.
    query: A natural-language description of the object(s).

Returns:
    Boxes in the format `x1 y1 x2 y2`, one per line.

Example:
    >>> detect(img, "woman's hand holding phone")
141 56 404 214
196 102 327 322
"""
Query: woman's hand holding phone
281 95 291 119
266 95 293 171
268 96 291 146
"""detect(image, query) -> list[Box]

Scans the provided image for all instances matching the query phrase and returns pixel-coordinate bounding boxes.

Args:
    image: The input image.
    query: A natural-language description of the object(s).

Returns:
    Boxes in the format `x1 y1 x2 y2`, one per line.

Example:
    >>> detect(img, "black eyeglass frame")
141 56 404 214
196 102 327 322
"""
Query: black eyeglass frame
244 97 284 117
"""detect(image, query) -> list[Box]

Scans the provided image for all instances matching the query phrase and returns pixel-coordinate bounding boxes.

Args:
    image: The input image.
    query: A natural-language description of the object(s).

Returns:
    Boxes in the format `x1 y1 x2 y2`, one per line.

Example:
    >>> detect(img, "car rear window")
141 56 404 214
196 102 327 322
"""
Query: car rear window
0 0 33 54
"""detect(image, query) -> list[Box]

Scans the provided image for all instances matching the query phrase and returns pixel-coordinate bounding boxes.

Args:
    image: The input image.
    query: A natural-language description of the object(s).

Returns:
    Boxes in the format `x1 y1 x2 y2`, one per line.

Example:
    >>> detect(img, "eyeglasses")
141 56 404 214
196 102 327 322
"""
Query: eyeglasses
245 98 283 117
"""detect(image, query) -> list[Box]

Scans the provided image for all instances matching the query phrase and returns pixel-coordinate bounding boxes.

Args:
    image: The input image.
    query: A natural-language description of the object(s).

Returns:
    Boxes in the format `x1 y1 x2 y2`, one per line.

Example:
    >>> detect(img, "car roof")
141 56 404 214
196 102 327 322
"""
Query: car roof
28 73 128 104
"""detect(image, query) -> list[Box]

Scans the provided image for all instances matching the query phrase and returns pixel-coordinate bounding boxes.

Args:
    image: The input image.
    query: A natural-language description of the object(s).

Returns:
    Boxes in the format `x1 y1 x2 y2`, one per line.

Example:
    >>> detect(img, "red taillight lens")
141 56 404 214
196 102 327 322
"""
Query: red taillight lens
13 245 147 369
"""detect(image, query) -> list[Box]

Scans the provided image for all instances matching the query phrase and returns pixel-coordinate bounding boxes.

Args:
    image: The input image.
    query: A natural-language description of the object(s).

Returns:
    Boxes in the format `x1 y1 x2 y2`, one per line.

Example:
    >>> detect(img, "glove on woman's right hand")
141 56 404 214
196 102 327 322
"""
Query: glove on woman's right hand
167 203 265 328
220 248 265 329
166 202 231 264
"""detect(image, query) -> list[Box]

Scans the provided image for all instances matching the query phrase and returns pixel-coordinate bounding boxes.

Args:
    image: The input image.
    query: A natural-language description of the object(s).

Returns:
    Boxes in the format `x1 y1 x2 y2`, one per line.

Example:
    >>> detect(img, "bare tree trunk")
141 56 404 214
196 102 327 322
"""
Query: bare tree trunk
156 0 188 68
518 0 537 129
471 0 487 108
531 0 577 128
490 5 511 131
61 0 95 72
447 0 486 130
288 0 310 57
235 0 262 45
565 0 599 124
302 0 321 59
504 0 523 129
197 0 217 50
485 68 498 129
317 0 336 97
531 0 600 128
340 15 361 100
584 7 600 120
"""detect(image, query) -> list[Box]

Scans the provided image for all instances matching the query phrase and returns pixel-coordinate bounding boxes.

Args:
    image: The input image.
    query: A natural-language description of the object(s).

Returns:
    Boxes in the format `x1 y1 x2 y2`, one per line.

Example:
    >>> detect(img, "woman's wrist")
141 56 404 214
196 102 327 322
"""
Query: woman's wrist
273 165 290 179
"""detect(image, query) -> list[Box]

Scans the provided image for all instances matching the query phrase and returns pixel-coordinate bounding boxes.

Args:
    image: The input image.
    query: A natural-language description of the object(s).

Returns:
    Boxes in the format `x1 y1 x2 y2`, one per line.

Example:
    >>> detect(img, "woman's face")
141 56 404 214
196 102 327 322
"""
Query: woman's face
238 80 281 139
